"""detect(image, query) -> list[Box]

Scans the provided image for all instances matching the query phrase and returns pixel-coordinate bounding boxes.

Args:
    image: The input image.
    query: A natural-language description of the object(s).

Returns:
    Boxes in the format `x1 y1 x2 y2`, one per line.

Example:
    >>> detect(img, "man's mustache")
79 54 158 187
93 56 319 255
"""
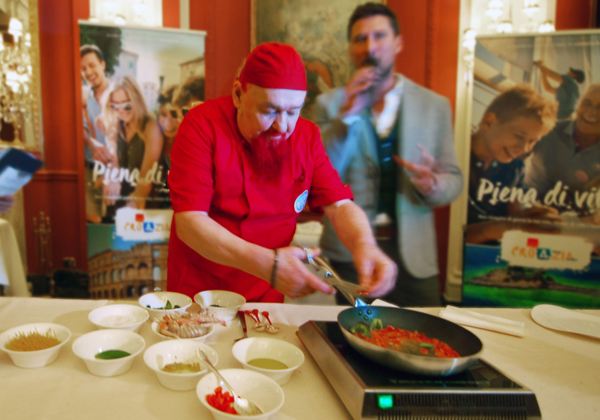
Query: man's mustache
263 130 287 142
362 56 380 67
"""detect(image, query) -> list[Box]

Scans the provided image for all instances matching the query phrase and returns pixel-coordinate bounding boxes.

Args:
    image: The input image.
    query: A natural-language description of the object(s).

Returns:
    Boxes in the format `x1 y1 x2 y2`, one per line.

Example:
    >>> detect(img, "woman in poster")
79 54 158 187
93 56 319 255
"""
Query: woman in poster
104 75 165 209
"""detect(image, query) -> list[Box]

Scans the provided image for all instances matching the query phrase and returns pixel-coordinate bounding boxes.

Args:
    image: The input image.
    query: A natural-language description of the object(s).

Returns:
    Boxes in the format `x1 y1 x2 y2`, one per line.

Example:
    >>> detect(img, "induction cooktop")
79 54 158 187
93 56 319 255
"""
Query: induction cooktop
297 321 541 420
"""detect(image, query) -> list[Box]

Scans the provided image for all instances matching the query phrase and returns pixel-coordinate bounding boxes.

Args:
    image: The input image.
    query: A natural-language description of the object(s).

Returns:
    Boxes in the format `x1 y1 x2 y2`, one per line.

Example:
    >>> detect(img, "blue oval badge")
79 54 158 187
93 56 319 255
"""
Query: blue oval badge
294 190 309 213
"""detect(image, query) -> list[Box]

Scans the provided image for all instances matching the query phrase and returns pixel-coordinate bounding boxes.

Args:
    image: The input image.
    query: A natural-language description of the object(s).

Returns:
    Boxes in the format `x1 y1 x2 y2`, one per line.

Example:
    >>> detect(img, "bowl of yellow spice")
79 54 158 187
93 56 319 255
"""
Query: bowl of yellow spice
144 340 219 391
0 323 71 368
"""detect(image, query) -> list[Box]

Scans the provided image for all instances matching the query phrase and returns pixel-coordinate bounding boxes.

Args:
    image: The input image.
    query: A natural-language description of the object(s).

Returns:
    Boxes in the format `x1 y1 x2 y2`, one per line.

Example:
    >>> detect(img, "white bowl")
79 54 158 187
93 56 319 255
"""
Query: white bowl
197 368 284 420
139 291 193 320
0 323 71 368
232 337 304 385
144 340 218 391
88 304 149 332
72 329 145 377
151 321 215 342
194 290 246 321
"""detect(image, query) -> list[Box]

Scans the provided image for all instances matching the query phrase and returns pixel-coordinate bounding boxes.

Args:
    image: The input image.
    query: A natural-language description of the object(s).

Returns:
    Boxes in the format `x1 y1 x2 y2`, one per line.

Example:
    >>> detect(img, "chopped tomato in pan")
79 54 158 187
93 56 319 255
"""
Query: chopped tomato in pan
353 325 460 358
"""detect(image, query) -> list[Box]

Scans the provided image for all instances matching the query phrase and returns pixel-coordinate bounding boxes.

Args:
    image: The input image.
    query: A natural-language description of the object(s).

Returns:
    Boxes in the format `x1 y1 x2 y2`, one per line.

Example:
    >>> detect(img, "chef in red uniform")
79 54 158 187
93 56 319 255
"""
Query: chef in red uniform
167 42 396 302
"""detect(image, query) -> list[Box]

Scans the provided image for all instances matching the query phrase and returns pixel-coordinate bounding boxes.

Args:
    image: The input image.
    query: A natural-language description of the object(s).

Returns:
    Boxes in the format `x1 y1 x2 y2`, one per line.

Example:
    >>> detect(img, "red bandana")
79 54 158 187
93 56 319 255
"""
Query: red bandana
239 42 307 91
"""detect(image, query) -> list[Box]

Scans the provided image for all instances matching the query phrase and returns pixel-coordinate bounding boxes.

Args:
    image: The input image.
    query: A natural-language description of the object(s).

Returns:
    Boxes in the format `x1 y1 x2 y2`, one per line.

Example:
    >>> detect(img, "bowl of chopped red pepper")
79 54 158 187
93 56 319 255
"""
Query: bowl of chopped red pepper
196 368 284 420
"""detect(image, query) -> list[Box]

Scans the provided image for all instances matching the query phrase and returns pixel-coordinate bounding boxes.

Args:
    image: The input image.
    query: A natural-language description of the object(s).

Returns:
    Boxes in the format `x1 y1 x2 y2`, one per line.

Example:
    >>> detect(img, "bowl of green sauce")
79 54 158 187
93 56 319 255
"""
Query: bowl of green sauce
72 329 145 377
232 337 305 385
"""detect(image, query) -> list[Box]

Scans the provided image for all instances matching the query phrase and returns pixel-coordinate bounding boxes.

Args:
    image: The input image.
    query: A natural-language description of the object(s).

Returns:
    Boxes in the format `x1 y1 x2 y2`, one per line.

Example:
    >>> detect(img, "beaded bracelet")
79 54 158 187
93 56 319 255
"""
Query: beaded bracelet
270 249 279 288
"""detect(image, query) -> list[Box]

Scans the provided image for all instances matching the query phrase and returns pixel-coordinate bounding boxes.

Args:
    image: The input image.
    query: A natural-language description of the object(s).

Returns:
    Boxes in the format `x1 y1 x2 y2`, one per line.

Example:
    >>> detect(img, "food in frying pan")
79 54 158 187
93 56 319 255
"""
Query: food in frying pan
350 319 460 358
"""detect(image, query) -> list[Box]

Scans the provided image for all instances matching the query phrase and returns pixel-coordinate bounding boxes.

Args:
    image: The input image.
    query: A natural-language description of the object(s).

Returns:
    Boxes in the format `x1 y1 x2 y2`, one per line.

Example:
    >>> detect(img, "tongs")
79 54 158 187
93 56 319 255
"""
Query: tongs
303 248 368 306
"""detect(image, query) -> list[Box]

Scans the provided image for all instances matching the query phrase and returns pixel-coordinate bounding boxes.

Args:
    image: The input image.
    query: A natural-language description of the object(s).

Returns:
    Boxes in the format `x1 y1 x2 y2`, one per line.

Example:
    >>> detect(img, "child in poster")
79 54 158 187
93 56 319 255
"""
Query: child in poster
463 32 600 308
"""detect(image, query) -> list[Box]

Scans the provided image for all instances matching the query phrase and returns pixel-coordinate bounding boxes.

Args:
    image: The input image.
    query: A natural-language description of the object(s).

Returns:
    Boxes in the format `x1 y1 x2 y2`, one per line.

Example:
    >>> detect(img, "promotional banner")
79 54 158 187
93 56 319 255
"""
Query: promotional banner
463 31 600 308
79 22 206 299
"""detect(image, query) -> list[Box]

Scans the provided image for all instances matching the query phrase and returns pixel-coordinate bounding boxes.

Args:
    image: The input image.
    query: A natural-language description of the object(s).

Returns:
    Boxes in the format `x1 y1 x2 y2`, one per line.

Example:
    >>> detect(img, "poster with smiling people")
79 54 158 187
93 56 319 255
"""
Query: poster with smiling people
463 30 600 308
78 22 205 299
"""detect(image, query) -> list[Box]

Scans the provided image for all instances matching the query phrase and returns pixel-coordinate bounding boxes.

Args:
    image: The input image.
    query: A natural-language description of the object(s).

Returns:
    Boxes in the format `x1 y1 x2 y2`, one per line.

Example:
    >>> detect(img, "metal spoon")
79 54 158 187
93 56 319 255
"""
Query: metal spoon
197 348 263 416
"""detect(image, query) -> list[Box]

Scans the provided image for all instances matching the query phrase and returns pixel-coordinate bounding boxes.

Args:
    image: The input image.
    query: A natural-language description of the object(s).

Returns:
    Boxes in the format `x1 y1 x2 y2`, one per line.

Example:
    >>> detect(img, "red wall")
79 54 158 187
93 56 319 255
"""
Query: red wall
556 0 593 30
27 0 591 287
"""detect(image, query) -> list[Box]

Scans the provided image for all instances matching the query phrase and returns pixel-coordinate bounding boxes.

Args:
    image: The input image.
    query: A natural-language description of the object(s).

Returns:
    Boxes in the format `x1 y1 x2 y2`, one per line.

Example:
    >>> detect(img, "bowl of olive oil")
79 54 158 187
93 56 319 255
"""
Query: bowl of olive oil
232 337 304 385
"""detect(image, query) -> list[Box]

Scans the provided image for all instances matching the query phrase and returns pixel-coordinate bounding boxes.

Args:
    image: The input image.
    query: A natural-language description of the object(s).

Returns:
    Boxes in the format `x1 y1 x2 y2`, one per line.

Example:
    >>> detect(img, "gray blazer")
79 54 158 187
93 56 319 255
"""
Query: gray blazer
314 77 463 278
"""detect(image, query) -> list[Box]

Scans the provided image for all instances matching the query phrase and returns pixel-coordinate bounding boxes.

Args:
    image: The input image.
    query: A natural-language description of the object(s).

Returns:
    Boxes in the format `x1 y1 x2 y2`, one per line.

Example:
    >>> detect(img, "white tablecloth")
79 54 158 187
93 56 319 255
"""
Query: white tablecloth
0 297 599 420
0 219 28 296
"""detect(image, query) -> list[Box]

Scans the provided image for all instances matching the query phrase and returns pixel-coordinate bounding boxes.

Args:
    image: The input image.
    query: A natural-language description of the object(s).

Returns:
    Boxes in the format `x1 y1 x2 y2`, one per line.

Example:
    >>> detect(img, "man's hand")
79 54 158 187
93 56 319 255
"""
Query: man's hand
271 247 335 299
0 195 16 212
89 137 114 165
340 66 379 118
353 242 397 298
393 144 438 196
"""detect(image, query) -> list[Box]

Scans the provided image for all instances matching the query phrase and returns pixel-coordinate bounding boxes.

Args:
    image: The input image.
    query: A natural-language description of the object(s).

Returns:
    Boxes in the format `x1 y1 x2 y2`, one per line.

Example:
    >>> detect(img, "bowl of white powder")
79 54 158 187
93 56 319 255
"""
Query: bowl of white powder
88 304 149 333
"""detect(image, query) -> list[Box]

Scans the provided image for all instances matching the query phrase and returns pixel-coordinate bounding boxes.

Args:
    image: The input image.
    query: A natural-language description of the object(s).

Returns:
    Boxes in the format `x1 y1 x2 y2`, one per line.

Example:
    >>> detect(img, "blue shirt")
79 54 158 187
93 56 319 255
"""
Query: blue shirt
83 91 107 162
524 120 600 216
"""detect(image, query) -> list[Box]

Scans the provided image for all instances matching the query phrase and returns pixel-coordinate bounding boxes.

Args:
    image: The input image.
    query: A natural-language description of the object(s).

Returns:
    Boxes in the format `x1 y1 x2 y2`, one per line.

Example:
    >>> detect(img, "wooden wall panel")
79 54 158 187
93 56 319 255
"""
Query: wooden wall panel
27 0 88 274
189 0 251 100
556 0 592 30
162 0 180 28
387 0 428 86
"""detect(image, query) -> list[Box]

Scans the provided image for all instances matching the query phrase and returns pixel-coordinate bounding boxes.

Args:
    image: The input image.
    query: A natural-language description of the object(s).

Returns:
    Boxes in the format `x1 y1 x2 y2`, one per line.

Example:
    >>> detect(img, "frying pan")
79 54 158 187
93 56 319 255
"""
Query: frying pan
338 305 483 376
306 255 483 376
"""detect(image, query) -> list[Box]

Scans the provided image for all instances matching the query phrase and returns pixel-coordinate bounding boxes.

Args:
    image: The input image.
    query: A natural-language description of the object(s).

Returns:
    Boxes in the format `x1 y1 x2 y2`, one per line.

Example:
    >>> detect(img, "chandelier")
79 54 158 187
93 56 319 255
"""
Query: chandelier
523 0 540 18
497 20 514 33
485 0 504 21
0 17 33 146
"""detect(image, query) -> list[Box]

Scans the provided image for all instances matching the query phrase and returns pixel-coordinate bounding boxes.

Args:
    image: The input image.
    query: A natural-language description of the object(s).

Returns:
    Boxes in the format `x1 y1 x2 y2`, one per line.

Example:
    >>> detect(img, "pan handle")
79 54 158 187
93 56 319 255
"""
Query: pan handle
304 249 368 307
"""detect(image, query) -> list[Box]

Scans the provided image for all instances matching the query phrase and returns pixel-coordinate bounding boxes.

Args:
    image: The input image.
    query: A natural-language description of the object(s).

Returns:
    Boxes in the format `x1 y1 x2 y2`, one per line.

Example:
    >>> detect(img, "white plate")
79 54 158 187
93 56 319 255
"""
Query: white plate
531 304 600 339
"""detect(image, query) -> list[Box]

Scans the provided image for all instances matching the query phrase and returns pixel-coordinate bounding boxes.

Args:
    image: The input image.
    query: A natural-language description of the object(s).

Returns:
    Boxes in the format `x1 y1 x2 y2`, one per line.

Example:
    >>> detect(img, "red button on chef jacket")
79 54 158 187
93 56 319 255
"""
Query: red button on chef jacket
167 96 352 302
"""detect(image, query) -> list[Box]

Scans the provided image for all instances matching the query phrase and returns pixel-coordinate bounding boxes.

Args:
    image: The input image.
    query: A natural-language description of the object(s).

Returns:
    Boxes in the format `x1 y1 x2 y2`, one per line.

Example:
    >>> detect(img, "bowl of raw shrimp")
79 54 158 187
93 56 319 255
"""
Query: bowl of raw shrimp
151 311 217 342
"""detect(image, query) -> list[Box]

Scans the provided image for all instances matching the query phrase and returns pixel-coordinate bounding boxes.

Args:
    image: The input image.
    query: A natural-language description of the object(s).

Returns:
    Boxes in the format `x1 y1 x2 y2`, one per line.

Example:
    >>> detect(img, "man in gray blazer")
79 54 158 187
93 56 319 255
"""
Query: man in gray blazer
315 2 463 306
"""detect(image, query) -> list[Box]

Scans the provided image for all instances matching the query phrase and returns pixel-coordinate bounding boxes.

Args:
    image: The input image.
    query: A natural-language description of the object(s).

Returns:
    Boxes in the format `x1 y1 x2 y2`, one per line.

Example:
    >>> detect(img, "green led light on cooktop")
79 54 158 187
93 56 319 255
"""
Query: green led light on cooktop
377 394 394 409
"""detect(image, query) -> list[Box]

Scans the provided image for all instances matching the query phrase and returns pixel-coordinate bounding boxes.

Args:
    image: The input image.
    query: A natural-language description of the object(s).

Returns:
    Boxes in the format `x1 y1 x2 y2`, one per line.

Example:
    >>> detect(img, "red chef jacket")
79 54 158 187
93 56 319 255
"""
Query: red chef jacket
167 96 352 302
